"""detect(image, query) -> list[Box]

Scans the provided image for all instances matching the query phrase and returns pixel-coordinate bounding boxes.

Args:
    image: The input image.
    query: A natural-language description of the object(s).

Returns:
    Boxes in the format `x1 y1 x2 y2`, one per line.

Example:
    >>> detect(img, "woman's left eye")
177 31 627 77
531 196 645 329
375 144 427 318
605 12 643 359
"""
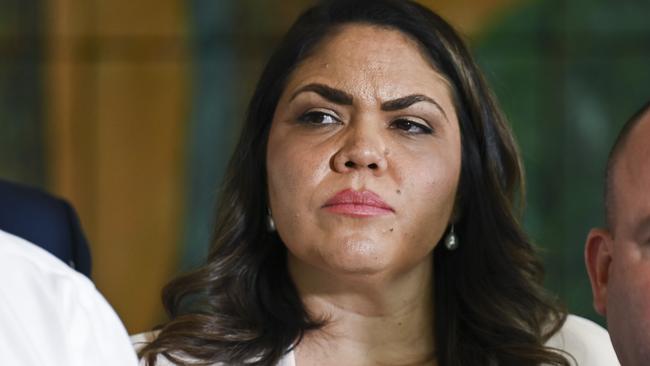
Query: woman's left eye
390 119 433 135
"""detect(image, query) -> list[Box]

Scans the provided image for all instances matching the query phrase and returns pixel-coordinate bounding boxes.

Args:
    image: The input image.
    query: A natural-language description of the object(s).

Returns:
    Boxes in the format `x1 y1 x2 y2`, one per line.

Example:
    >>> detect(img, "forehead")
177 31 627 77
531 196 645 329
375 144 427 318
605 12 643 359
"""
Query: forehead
613 114 650 223
315 23 427 63
283 23 454 103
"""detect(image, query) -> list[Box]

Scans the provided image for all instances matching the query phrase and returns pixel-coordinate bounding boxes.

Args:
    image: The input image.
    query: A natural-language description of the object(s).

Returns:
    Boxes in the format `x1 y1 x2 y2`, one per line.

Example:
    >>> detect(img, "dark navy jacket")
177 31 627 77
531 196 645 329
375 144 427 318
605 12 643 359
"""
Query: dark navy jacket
0 179 92 277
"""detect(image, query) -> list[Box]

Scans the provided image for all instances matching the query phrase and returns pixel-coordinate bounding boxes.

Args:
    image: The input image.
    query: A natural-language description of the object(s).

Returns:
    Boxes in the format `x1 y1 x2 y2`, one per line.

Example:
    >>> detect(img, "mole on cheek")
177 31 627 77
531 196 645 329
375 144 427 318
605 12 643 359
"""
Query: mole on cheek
396 189 401 195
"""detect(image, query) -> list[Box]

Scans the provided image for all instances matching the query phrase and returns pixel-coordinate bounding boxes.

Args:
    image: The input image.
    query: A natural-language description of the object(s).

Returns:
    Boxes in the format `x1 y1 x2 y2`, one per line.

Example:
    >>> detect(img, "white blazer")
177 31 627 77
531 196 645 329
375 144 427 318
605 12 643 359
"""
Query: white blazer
133 314 619 365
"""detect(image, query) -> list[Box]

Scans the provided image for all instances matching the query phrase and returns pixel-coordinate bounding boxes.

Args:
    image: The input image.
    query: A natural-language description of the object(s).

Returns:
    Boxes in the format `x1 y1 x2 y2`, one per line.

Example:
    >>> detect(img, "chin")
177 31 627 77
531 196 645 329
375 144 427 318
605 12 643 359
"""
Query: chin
318 237 393 276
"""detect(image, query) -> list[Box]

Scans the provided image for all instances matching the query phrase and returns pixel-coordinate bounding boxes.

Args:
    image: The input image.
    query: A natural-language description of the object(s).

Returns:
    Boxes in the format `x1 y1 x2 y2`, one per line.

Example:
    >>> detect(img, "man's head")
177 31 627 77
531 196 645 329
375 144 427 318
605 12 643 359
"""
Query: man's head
586 101 650 365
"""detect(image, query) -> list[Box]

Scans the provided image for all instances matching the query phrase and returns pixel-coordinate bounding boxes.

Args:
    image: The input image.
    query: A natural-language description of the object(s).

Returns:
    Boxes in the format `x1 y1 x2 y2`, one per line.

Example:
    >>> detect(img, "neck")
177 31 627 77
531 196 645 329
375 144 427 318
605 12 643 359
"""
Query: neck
289 254 436 366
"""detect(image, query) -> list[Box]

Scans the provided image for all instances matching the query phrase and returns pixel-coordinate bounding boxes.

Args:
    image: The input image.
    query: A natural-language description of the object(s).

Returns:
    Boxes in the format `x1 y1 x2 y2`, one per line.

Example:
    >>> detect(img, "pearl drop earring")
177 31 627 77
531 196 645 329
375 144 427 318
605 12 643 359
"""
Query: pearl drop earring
267 210 276 232
444 225 458 250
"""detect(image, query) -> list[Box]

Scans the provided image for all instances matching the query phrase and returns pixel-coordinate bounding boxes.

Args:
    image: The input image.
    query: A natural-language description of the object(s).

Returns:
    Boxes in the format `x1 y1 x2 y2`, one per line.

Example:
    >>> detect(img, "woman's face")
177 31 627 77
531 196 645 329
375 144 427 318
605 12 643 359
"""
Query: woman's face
266 24 461 278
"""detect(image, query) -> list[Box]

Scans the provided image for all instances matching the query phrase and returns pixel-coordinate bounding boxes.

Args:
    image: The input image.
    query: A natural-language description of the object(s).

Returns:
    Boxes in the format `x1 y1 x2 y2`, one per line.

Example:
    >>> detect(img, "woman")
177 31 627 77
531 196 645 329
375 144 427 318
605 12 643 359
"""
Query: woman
136 1 617 365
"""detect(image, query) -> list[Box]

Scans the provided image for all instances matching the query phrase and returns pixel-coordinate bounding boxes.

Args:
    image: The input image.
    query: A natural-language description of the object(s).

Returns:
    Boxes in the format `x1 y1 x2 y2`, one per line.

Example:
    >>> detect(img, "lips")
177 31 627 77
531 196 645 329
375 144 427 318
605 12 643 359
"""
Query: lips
322 189 394 217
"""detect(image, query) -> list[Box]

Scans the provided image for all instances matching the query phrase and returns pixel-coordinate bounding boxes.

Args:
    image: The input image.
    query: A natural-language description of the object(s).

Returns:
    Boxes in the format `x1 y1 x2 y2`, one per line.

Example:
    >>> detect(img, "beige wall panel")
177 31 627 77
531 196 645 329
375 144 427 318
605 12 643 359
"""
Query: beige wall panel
45 0 97 226
46 0 190 334
92 60 189 333
92 0 186 37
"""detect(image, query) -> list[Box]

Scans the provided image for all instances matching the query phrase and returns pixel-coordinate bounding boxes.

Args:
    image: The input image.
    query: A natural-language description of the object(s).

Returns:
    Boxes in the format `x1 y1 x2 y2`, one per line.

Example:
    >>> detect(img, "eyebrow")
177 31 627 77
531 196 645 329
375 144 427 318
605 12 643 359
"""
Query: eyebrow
381 94 448 121
290 83 353 105
290 83 448 121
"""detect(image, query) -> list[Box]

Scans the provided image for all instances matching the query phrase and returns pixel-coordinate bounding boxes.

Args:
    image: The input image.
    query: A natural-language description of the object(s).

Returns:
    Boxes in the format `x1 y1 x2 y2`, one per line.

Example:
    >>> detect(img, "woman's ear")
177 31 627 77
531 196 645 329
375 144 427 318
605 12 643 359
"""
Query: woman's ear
584 228 614 316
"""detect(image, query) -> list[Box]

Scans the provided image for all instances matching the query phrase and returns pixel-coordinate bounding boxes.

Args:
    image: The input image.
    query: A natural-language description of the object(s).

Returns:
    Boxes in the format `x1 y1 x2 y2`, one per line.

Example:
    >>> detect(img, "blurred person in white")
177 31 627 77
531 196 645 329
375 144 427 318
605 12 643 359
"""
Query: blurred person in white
586 101 650 366
0 229 138 365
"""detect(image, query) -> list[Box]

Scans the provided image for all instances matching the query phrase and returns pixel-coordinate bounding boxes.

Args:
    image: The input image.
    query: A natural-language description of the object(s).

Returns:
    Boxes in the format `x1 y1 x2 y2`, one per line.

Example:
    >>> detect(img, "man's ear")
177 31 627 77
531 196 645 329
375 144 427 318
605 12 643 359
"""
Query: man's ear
585 228 614 316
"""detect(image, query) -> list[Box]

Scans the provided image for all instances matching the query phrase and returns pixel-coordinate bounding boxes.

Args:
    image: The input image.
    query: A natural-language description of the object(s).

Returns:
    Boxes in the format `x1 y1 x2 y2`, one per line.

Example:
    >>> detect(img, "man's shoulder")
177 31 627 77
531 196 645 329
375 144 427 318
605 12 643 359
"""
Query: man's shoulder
0 180 68 217
0 229 101 323
0 229 86 282
0 229 138 365
0 180 91 276
546 314 620 365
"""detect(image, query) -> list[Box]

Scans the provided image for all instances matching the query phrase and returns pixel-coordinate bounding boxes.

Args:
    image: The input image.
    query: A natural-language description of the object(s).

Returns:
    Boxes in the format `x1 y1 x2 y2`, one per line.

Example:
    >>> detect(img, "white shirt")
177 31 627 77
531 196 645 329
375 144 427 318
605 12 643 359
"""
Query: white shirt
0 230 138 366
133 314 618 365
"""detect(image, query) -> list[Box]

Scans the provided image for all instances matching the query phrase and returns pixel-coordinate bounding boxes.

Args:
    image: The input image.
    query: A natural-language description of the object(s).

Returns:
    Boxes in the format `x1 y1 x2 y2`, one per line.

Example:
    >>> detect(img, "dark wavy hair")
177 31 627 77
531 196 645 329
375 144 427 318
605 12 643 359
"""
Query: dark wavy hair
139 1 569 365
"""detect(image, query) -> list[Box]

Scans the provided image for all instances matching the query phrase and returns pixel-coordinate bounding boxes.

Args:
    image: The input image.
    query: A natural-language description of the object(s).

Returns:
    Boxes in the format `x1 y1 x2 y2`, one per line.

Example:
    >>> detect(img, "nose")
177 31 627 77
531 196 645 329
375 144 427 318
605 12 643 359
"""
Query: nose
331 124 388 175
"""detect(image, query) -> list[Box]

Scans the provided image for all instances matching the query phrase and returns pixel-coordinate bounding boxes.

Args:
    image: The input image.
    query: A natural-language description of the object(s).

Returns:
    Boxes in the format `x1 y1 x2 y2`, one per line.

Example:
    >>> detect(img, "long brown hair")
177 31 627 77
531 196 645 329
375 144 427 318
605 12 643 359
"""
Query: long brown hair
139 1 569 365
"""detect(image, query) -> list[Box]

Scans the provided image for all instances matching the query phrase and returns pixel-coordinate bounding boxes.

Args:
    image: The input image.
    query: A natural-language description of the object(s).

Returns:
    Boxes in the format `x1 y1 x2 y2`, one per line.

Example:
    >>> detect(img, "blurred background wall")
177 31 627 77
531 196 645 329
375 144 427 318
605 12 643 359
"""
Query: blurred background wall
0 0 648 334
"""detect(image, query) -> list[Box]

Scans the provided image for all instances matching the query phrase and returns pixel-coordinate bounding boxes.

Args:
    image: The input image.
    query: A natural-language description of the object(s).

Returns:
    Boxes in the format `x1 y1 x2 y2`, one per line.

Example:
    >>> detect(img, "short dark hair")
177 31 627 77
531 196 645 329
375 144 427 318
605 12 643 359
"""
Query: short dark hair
140 1 569 365
604 101 650 229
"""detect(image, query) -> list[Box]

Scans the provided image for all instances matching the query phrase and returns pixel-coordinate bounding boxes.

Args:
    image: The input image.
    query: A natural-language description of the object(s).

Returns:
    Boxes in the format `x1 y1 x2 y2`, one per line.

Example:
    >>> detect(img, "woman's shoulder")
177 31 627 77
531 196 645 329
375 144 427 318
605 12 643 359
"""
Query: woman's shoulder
131 331 158 347
130 332 295 366
545 314 619 365
131 331 180 366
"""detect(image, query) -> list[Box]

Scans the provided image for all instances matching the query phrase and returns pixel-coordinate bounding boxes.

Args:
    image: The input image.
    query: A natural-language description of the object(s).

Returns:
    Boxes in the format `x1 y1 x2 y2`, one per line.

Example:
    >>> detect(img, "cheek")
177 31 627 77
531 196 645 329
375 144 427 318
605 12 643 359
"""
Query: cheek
389 148 461 256
608 260 650 331
403 148 460 215
266 130 329 228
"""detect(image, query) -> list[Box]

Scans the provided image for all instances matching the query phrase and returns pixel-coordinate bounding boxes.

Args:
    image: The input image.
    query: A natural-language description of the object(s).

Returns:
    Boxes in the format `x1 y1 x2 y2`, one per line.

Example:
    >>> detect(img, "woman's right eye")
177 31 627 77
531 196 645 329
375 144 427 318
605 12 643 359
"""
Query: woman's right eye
297 111 340 125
